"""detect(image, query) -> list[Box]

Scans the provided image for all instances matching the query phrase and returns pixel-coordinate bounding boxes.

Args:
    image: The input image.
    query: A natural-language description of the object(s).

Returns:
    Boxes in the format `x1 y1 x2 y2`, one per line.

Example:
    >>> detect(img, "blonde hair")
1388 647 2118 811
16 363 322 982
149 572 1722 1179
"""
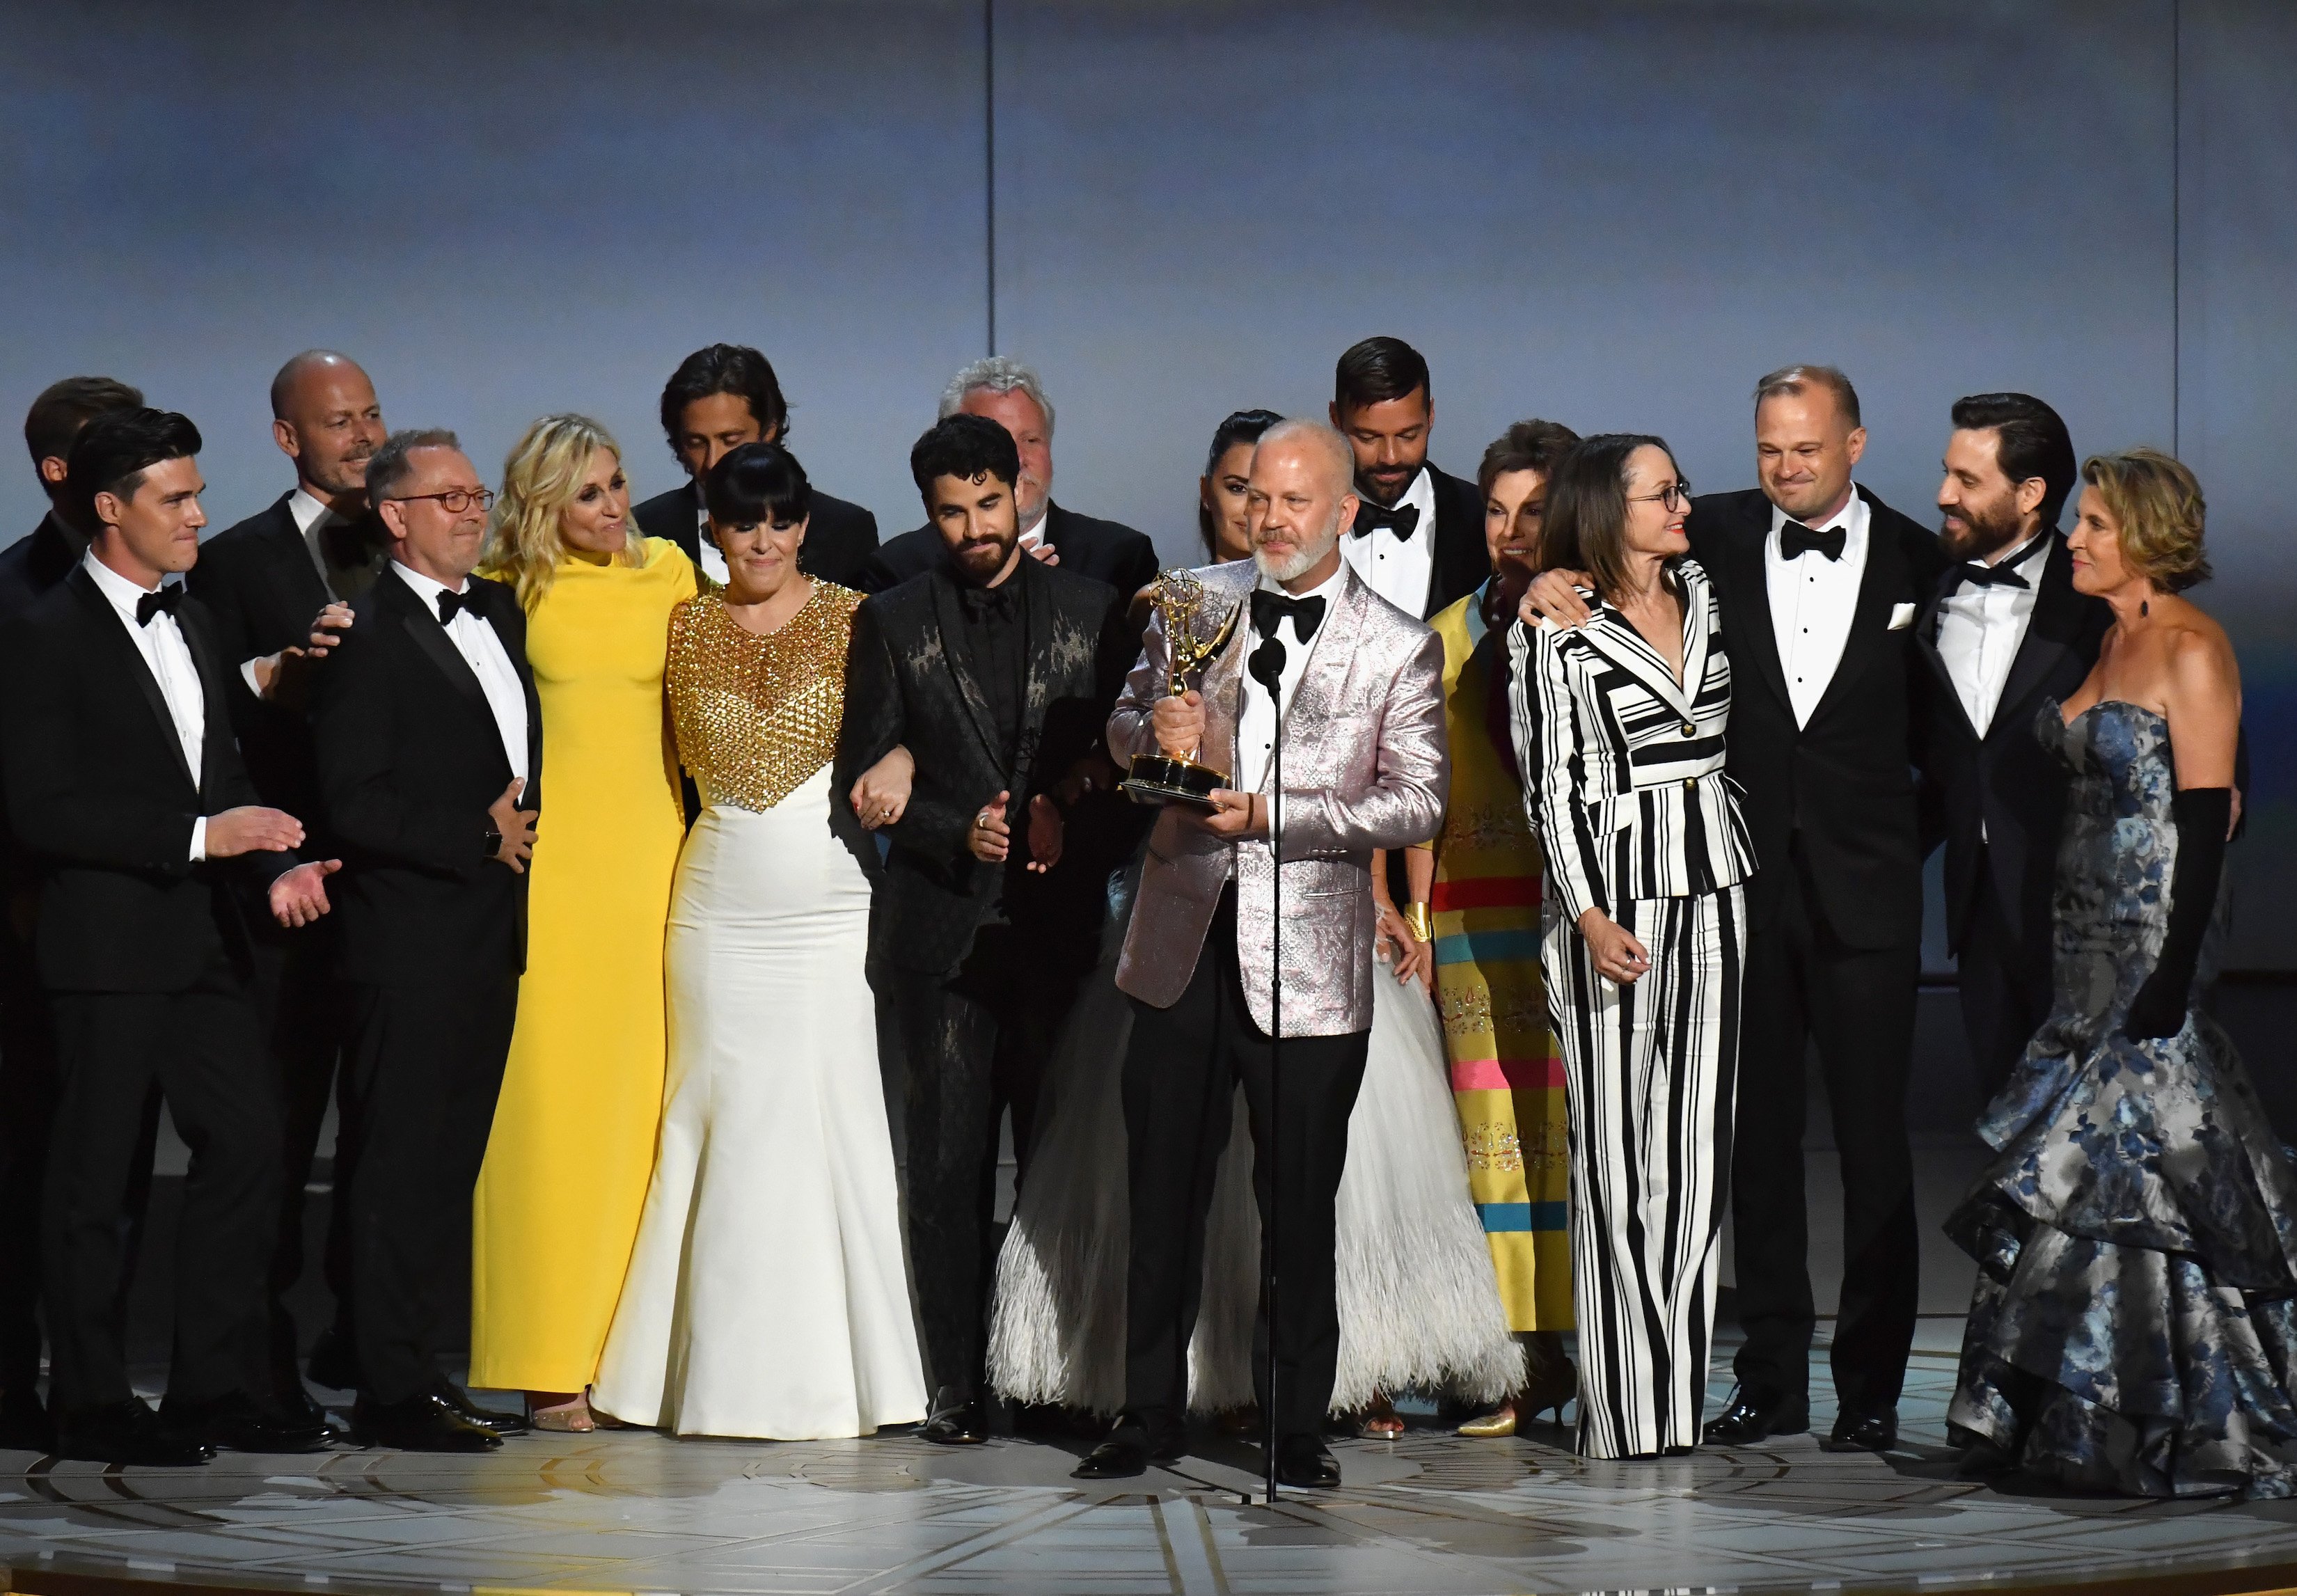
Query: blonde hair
2081 447 2209 593
481 413 642 610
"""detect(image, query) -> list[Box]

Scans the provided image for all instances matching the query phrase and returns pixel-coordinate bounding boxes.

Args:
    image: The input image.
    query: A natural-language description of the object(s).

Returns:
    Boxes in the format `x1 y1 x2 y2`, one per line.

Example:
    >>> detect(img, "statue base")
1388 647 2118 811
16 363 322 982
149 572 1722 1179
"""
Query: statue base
1119 751 1227 810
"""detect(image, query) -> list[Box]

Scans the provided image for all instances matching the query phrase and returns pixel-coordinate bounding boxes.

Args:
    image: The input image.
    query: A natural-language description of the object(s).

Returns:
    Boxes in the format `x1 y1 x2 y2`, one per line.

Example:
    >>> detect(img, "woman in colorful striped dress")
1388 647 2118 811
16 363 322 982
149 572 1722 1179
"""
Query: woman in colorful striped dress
1423 420 1581 1436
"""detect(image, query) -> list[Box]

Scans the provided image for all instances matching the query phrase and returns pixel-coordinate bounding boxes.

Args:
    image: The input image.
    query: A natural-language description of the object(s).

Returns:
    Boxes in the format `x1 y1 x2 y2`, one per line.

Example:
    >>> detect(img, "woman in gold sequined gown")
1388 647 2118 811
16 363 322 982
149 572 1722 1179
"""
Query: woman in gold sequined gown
591 443 926 1439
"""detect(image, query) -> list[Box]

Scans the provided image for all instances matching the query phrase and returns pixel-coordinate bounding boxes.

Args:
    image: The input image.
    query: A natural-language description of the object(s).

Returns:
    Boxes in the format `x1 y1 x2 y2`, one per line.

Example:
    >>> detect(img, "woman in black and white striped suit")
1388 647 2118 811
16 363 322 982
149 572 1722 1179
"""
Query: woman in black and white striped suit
1507 434 1756 1460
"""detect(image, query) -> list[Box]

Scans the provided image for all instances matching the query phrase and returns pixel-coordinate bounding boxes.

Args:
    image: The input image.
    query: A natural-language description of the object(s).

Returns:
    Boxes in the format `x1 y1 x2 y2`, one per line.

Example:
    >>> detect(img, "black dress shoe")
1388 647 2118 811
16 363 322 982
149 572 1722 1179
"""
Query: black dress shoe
1825 1405 1898 1452
922 1386 988 1446
304 1328 362 1392
1274 1434 1341 1489
1072 1413 1185 1479
161 1393 336 1454
0 1386 56 1453
55 1398 214 1467
1700 1386 1810 1446
433 1381 529 1436
351 1391 503 1453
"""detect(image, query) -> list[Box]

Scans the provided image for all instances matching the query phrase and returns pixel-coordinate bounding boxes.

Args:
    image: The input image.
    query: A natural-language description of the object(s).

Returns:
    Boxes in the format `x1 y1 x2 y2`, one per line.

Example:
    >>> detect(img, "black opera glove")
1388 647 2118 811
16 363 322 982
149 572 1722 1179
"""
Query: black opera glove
2123 786 2232 1042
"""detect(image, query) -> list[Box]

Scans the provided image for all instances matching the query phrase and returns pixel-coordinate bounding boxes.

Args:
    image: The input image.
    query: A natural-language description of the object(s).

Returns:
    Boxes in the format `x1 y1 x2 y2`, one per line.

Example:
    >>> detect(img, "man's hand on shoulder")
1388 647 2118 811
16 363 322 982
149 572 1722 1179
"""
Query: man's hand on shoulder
1520 569 1595 629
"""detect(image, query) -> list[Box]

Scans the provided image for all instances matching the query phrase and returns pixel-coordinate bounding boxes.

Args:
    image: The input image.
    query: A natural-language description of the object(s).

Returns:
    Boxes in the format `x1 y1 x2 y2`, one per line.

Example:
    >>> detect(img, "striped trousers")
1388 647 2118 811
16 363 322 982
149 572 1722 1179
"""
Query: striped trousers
1543 885 1744 1459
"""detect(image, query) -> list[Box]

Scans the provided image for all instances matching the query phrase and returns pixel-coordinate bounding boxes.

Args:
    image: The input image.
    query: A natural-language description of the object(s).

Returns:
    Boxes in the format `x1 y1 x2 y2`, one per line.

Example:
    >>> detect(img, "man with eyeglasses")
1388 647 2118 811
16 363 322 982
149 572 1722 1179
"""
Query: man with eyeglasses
1522 365 1946 1456
310 429 541 1452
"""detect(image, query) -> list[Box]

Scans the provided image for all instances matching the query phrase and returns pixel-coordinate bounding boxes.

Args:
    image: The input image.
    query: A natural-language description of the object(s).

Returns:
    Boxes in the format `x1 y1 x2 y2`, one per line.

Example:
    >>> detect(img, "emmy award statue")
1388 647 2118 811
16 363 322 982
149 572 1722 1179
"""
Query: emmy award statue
1119 568 1242 809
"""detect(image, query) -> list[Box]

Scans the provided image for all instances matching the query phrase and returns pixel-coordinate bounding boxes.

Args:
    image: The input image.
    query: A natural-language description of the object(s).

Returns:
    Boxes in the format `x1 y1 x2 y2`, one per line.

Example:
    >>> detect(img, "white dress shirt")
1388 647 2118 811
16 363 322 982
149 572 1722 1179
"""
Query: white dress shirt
1339 464 1437 617
390 562 530 781
1766 488 1870 728
1233 560 1347 803
691 498 730 587
1936 529 2050 738
82 551 208 860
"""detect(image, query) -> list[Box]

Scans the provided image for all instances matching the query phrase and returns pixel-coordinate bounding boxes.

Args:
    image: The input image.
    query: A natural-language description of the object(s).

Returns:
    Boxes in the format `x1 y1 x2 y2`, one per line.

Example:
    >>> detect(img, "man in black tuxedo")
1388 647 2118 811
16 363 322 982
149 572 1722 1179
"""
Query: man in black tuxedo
1328 335 1490 621
0 407 341 1465
0 374 145 1452
1916 395 2109 1098
311 429 540 1453
859 356 1160 598
631 342 878 587
186 348 386 1412
1527 365 1945 1451
835 413 1131 1445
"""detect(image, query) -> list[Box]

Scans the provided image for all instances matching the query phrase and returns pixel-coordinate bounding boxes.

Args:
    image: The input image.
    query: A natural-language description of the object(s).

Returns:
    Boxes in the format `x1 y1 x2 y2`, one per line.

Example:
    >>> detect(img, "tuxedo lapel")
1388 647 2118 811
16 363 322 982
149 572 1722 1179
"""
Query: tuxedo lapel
177 603 237 800
387 573 488 711
926 572 1008 775
1283 567 1367 782
1912 583 1979 743
1990 535 2081 737
1712 513 1791 714
1013 562 1055 796
69 570 198 796
1807 496 1902 728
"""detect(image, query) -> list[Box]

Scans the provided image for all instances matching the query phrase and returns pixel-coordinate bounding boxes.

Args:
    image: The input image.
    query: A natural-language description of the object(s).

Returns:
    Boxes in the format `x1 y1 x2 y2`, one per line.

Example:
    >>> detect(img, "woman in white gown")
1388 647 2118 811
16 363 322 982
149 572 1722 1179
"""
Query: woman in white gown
592 442 926 1439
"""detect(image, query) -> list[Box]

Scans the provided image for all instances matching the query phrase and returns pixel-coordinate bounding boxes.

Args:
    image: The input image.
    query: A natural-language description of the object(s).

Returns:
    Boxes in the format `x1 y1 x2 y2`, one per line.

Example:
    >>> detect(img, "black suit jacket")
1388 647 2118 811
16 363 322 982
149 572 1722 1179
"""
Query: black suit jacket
1421 464 1492 621
634 479 879 590
187 492 381 837
0 567 298 992
310 569 542 988
835 557 1132 976
860 500 1161 599
1912 534 2110 961
1686 486 1948 949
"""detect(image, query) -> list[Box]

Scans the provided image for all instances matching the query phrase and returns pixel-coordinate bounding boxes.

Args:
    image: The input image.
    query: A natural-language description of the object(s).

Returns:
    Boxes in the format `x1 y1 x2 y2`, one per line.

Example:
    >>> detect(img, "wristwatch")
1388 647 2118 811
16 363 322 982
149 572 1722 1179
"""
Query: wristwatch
483 825 503 860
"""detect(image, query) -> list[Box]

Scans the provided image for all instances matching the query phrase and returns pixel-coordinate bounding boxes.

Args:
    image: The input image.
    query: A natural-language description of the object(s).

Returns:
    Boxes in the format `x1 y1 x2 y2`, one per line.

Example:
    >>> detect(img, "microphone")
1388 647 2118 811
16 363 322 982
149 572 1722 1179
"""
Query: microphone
1249 635 1287 693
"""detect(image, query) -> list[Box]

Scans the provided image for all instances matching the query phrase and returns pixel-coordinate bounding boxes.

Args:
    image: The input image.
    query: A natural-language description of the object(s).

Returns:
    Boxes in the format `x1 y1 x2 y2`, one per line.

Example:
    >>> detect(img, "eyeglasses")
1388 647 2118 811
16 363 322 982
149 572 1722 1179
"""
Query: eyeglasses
1626 480 1693 512
387 487 496 514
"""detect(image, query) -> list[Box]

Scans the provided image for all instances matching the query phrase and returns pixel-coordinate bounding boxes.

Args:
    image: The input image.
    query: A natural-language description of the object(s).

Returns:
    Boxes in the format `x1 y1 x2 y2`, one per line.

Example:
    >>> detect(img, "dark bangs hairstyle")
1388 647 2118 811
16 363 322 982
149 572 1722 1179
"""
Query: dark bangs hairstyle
1537 432 1682 606
705 441 811 528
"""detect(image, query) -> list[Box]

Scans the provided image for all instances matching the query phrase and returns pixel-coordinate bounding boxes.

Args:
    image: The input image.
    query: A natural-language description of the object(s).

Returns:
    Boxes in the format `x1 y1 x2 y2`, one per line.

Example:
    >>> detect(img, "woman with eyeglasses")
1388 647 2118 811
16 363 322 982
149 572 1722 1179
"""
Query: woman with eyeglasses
462 415 696 1431
1508 434 1755 1459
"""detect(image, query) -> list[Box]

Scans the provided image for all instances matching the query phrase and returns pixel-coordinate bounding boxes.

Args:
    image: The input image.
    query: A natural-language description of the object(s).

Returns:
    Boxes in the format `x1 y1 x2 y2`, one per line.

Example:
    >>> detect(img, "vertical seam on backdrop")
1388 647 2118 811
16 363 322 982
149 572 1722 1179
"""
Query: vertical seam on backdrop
2172 0 2181 455
984 0 997 356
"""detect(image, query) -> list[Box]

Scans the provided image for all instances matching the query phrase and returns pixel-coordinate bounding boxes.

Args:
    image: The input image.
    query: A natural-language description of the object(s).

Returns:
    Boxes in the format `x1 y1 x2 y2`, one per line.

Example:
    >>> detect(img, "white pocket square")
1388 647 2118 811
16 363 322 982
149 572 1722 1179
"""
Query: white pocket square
1888 602 1918 630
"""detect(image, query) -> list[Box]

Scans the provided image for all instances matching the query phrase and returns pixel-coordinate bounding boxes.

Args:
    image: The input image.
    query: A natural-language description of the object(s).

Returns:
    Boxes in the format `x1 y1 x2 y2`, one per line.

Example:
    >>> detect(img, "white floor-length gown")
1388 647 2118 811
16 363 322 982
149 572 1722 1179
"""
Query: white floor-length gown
592 586 926 1439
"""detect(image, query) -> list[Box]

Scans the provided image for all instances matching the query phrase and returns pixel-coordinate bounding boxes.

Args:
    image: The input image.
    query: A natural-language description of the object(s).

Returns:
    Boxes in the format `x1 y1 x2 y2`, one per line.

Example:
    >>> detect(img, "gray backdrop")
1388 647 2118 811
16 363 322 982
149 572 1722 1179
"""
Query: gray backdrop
3 0 2291 963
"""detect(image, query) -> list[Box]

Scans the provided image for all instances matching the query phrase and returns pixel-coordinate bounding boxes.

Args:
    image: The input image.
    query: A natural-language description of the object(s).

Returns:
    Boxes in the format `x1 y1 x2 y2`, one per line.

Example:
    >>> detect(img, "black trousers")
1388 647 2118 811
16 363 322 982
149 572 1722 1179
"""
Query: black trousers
0 943 58 1396
246 926 356 1396
1121 888 1371 1442
341 978 515 1405
1957 851 2052 1103
875 923 1079 1399
43 955 283 1414
1730 839 1920 1416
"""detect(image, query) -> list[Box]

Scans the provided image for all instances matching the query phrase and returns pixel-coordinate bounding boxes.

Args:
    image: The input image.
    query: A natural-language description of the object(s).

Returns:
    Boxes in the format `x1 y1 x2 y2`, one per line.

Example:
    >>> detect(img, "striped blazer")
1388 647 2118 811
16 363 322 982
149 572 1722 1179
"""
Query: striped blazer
1506 557 1755 927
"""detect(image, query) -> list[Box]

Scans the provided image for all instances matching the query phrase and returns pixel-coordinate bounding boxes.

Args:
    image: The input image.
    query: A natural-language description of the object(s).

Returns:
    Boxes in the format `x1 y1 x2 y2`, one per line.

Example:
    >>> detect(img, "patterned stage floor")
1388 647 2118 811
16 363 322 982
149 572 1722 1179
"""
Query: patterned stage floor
7 1331 2297 1596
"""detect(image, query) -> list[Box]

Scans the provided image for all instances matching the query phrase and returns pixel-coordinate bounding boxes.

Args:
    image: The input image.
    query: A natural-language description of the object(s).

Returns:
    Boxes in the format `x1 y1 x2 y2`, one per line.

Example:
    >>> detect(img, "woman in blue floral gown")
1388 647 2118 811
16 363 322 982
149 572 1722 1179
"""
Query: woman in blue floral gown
1945 447 2296 1498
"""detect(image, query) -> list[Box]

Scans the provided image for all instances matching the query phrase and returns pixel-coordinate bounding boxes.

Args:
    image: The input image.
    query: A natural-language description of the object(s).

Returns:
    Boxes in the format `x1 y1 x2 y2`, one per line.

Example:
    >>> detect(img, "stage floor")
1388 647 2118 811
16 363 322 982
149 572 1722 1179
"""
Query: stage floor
8 1325 2297 1596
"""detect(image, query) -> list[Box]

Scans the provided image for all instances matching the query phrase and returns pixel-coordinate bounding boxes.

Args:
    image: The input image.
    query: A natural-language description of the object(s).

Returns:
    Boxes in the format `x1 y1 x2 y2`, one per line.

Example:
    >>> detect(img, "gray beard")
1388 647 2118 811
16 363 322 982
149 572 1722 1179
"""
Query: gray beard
1254 532 1334 585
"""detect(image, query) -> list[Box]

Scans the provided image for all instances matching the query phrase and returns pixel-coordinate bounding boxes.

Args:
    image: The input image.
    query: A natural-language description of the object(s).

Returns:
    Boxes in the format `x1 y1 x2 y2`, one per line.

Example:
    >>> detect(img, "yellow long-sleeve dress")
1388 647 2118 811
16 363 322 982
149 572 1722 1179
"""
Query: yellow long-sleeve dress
468 536 696 1393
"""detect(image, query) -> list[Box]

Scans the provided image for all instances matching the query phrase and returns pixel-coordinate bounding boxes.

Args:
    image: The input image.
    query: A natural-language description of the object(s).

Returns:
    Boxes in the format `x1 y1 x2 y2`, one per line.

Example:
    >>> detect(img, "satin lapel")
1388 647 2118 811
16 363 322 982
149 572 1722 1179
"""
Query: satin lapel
1912 565 1978 742
1991 535 2081 736
1806 500 1900 728
177 603 235 800
397 593 488 709
1195 576 1252 785
927 573 1007 775
1577 606 1695 721
261 498 328 623
1284 567 1367 779
477 585 544 796
1714 510 1791 713
71 572 198 795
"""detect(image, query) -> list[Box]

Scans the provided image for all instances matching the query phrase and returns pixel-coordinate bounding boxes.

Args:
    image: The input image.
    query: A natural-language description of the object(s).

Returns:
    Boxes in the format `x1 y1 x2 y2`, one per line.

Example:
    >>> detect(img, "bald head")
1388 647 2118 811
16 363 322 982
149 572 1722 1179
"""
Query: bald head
1247 418 1359 587
269 350 386 503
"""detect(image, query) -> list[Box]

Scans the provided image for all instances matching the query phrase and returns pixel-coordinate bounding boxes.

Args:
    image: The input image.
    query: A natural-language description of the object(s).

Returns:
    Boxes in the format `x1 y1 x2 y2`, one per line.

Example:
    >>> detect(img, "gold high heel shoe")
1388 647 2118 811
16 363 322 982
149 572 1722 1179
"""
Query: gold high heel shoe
528 1390 595 1432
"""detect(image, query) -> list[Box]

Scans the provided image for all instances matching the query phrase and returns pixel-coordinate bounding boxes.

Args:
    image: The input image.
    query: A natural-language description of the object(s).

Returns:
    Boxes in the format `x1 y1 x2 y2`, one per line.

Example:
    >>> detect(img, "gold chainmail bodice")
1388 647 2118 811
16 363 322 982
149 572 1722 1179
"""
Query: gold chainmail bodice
666 582 862 812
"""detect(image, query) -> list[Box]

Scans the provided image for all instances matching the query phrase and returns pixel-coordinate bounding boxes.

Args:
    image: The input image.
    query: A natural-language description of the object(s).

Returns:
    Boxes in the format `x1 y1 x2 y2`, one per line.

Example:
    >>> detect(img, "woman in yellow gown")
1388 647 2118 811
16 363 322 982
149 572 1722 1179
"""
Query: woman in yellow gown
467 415 695 1428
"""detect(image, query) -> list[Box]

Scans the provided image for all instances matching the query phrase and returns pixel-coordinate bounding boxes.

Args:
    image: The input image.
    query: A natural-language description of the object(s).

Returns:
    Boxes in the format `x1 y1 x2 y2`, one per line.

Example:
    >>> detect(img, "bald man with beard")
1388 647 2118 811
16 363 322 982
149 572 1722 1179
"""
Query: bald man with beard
188 349 388 1426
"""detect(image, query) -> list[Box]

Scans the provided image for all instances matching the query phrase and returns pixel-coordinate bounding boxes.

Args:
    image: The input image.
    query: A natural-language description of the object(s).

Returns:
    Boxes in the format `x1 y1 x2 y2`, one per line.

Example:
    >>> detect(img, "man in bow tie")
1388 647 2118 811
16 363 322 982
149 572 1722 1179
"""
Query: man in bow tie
1075 419 1446 1490
1523 364 1946 1454
1327 335 1490 621
835 413 1133 1446
1916 394 2110 1100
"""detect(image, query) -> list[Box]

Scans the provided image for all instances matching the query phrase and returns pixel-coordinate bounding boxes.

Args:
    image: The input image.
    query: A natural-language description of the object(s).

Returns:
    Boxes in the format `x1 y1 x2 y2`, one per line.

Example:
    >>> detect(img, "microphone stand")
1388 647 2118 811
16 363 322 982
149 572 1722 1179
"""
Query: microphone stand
1246 633 1287 1506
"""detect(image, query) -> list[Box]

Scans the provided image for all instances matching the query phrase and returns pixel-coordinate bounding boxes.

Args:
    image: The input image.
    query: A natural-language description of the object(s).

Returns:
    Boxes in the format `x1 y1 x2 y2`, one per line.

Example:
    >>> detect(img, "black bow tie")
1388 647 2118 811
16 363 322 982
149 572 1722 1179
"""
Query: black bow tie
1951 561 2031 593
1780 520 1846 562
435 587 477 624
1250 588 1326 645
1352 501 1421 541
958 580 1020 623
135 585 183 626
